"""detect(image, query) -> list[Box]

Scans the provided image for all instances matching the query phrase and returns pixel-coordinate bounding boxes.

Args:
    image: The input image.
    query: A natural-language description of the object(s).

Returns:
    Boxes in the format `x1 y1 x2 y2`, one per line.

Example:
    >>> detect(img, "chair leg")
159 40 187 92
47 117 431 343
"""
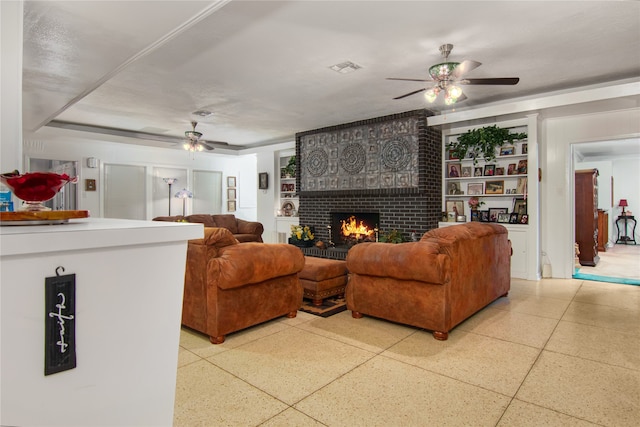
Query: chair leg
286 311 297 318
352 311 363 319
210 335 225 344
433 331 448 340
312 298 323 306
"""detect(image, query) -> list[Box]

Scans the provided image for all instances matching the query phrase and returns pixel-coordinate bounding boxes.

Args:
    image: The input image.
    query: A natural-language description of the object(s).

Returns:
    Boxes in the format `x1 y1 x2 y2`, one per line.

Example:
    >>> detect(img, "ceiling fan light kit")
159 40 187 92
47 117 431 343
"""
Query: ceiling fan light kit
389 43 519 105
183 121 214 152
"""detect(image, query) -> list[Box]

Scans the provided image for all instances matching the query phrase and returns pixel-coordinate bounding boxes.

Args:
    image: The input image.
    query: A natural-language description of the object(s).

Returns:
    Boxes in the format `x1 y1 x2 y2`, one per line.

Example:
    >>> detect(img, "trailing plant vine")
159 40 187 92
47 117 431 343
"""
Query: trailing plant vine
448 125 527 164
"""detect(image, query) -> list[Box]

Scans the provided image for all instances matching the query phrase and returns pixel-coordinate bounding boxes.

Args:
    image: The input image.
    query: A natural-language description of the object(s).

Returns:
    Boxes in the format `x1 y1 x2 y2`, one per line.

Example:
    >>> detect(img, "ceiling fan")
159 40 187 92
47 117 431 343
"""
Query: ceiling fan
387 44 519 105
183 121 217 151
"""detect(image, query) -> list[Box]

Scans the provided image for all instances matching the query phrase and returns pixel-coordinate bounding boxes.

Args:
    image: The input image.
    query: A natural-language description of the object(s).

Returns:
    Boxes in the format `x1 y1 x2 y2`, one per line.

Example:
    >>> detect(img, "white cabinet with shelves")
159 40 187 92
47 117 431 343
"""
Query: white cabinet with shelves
441 115 539 280
277 154 298 217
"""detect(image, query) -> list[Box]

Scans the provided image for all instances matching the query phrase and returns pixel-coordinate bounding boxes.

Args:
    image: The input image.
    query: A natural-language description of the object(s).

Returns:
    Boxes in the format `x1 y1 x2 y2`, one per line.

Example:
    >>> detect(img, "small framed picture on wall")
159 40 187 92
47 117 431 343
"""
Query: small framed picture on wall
227 176 236 187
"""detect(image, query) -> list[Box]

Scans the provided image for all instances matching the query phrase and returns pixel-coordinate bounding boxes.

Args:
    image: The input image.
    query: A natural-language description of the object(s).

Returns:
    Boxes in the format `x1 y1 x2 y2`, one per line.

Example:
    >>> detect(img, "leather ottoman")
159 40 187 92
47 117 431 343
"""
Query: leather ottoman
299 257 348 306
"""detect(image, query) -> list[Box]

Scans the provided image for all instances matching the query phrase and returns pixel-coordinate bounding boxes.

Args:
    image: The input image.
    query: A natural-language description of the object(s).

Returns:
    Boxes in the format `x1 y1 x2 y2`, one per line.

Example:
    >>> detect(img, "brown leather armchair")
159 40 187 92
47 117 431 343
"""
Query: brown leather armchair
346 222 511 340
153 214 264 242
183 227 304 344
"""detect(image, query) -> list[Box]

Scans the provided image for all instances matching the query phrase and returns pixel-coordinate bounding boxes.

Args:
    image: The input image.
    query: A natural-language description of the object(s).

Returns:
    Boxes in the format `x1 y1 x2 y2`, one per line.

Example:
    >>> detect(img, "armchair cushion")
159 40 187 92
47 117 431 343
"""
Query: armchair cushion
215 243 304 289
212 214 239 234
346 241 449 285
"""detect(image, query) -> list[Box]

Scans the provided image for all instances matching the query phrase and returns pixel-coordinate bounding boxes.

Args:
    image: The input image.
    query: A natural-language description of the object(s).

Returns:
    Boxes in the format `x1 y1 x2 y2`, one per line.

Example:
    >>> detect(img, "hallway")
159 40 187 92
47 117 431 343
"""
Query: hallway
576 243 640 282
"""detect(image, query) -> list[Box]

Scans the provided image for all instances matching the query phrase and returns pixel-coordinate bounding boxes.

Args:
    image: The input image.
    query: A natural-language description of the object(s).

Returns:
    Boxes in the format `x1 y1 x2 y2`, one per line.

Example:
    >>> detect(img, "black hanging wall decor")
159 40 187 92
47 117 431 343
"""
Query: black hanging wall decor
44 266 76 376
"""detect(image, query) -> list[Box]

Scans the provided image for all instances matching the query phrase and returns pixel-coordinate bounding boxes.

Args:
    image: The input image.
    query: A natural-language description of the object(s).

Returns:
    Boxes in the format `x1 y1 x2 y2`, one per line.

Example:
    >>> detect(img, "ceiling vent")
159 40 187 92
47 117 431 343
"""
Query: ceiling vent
192 110 213 117
329 61 362 74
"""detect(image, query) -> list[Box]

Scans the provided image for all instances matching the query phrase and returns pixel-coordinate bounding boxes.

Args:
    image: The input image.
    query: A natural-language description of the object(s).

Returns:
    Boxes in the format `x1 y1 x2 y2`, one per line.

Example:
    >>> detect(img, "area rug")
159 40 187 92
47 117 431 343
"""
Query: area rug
572 270 640 286
299 296 347 318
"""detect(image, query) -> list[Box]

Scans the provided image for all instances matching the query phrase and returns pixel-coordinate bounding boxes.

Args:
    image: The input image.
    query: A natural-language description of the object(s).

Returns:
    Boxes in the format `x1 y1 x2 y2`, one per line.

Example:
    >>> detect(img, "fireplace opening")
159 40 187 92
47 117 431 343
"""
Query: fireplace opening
330 212 380 247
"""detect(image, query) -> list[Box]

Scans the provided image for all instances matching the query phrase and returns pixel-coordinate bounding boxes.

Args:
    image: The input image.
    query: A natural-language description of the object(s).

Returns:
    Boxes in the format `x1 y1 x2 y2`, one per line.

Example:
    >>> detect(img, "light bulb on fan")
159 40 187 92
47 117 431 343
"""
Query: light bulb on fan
446 84 462 99
424 88 439 103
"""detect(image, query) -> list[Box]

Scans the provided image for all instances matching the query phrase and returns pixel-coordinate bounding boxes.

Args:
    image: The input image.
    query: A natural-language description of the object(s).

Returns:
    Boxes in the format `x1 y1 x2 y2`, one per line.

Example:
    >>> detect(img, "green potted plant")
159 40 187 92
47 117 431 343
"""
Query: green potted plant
283 156 296 178
448 125 527 164
379 229 405 244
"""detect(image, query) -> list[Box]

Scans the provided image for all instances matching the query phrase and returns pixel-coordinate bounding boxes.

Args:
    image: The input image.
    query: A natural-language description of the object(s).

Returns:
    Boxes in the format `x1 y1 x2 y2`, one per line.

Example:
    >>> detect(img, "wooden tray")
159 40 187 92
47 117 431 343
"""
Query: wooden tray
0 210 90 225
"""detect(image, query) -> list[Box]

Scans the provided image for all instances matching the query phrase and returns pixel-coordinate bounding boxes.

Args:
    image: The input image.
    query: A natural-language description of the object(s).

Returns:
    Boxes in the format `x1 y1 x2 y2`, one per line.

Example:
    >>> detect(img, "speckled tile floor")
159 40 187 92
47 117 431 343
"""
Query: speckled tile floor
174 277 640 427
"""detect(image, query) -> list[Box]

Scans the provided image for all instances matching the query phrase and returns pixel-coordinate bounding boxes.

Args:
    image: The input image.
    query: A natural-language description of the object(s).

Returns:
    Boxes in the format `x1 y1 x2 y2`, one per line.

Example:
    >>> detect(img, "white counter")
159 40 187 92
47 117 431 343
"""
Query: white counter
0 218 203 426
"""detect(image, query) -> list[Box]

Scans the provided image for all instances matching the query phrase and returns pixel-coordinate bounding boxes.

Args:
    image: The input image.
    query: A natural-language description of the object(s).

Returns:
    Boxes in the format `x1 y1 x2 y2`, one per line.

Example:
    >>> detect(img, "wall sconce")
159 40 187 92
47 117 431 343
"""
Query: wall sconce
174 188 193 216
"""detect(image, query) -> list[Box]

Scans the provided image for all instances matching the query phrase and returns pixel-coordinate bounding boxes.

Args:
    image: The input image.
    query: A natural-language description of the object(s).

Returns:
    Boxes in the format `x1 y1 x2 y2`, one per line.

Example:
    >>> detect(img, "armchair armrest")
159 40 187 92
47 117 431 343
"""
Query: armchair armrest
346 242 450 285
214 243 304 289
236 219 264 236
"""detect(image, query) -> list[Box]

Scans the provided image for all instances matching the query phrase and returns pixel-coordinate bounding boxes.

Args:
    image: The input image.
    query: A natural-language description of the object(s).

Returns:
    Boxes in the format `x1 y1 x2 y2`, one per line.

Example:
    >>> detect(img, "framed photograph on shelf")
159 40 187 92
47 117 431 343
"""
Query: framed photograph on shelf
483 164 496 176
447 182 463 195
507 163 517 175
497 212 511 223
461 166 472 177
227 176 236 187
479 210 490 222
485 180 504 195
448 163 462 178
445 200 464 217
471 210 480 222
499 146 515 156
521 143 528 155
467 182 484 195
448 150 459 160
227 188 236 200
517 159 528 174
258 172 268 189
488 208 508 222
509 213 519 224
520 214 529 224
495 167 505 176
227 200 236 212
474 167 484 177
513 198 527 215
516 177 527 195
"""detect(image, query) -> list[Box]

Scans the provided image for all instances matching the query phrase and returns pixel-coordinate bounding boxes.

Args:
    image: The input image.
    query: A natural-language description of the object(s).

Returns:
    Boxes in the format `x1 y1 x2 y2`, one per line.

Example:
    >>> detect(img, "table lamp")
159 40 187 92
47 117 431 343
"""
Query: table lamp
619 199 628 216
174 188 193 216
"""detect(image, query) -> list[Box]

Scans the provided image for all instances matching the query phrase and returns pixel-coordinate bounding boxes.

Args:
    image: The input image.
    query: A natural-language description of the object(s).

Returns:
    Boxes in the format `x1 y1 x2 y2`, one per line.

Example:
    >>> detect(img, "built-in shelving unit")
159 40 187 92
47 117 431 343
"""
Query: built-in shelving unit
278 154 298 217
440 115 540 280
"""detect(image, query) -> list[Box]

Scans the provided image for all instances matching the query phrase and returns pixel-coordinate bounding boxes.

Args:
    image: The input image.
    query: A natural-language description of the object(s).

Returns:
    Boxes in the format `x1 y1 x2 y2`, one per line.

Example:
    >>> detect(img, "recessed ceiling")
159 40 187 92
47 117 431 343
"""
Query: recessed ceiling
21 1 640 150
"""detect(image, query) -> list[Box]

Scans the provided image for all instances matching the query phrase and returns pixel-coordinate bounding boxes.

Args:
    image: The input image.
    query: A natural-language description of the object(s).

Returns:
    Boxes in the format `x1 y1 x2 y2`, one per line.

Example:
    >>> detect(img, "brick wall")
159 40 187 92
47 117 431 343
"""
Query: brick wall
296 109 442 244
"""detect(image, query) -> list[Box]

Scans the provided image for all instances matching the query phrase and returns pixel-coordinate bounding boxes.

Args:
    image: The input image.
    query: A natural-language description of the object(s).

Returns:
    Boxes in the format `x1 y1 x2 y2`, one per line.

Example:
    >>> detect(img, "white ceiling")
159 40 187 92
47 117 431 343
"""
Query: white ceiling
22 1 640 152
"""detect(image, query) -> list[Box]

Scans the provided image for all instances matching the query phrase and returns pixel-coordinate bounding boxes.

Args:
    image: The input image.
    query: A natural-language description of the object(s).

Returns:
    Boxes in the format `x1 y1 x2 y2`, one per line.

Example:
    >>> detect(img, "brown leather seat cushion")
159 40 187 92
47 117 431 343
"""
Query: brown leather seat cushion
300 257 347 282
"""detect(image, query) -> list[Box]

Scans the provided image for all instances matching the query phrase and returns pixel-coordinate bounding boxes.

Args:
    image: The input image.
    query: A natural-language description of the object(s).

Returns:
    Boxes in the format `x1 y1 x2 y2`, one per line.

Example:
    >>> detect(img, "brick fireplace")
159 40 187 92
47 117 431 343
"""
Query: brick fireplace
295 109 442 258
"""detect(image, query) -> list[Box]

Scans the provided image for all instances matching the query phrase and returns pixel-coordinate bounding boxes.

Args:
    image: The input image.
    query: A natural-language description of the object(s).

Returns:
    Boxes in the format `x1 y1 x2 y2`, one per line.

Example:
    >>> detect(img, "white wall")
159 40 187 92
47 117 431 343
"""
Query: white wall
247 141 295 243
542 108 640 278
22 128 257 221
611 158 640 242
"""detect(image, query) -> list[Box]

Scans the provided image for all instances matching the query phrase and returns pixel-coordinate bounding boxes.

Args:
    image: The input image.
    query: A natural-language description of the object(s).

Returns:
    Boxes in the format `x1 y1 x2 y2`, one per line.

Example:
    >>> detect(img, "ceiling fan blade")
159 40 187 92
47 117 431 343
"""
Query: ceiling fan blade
200 142 215 151
387 77 432 82
462 77 520 85
202 139 229 148
451 60 481 79
393 88 426 100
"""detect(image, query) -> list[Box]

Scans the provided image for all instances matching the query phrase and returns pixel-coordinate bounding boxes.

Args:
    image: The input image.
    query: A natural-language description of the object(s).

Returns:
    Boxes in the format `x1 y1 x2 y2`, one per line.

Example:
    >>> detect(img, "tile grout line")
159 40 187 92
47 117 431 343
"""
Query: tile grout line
493 280 584 426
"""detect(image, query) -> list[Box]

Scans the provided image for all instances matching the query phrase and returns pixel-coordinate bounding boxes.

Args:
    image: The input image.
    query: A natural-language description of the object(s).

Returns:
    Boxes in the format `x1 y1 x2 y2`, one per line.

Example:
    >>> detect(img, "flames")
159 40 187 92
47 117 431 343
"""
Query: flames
340 216 374 241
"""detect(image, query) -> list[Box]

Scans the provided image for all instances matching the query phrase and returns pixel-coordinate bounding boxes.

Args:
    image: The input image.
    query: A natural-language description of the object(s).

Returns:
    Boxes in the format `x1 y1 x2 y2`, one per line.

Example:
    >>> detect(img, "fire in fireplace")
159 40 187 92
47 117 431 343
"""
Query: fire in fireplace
330 212 380 247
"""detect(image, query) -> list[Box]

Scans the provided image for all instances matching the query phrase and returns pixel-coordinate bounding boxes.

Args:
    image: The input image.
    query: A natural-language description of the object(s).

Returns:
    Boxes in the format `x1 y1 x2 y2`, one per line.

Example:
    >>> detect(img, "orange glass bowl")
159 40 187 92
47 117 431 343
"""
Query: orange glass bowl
0 172 78 210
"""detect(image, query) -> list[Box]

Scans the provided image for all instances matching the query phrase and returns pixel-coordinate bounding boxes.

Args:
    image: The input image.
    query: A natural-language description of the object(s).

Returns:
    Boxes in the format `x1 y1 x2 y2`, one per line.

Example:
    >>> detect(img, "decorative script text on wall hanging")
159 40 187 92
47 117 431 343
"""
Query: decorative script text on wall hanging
45 266 76 375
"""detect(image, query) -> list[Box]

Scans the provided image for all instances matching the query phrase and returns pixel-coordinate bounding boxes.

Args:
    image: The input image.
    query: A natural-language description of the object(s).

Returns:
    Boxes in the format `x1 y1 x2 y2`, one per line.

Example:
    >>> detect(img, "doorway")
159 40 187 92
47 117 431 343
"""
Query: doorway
28 158 78 211
571 139 640 284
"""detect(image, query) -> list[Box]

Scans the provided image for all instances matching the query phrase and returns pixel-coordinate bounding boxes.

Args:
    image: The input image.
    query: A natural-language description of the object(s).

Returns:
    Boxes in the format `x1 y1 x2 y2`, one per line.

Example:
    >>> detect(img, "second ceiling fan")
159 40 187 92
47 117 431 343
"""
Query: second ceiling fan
387 44 519 105
183 121 224 151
